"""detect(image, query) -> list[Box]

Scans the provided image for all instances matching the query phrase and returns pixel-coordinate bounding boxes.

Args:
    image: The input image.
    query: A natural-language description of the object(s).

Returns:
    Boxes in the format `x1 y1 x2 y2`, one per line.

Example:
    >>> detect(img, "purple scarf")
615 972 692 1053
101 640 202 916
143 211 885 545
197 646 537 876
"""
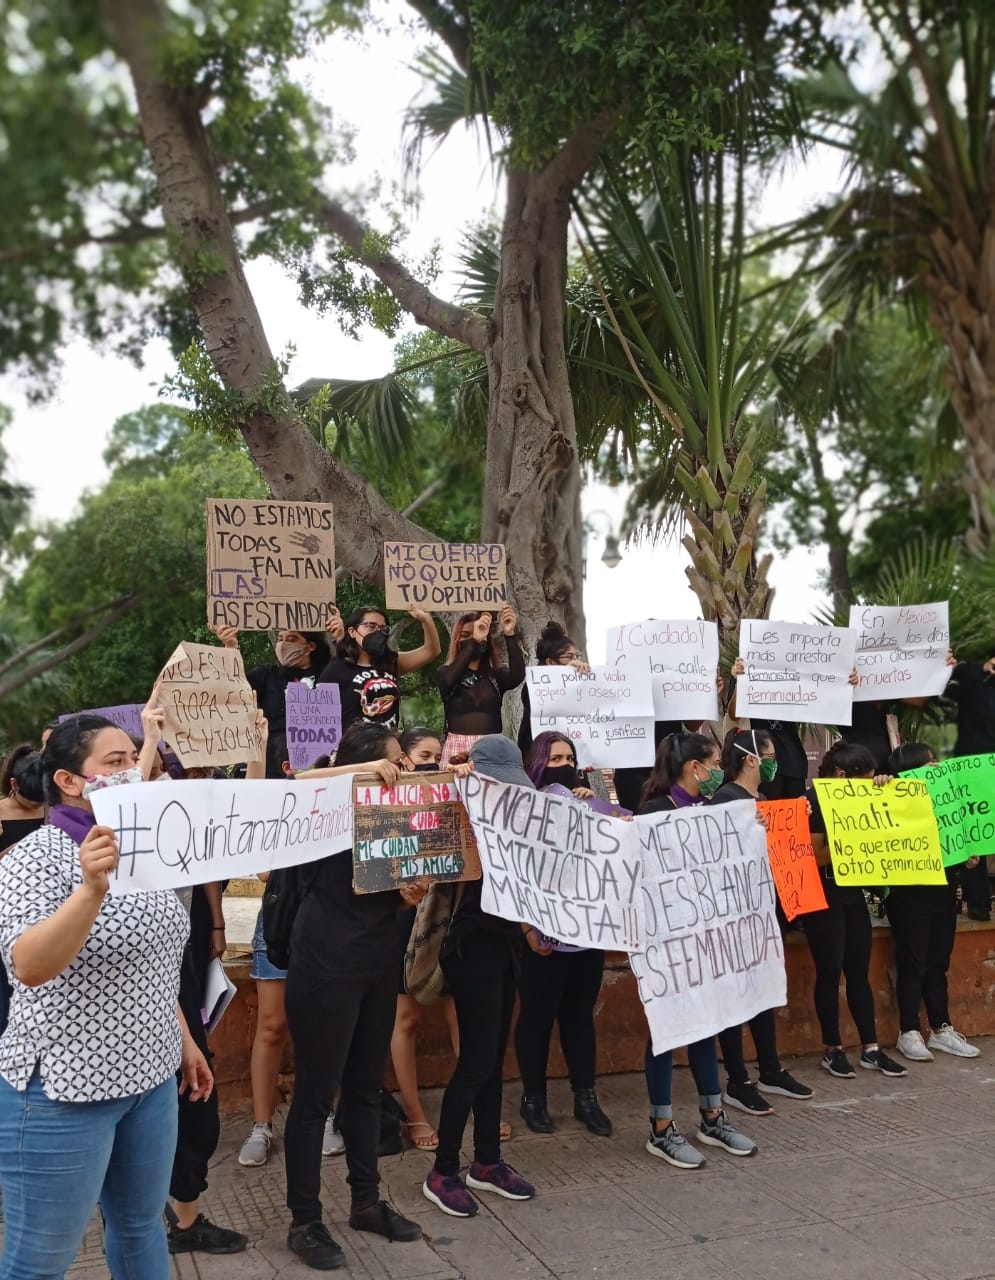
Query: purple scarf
48 804 97 846
669 783 704 810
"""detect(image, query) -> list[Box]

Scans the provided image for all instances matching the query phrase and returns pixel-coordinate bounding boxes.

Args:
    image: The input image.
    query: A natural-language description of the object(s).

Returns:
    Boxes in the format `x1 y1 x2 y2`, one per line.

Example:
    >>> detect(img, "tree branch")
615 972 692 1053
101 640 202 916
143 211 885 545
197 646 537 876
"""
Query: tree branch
318 194 490 353
535 110 621 204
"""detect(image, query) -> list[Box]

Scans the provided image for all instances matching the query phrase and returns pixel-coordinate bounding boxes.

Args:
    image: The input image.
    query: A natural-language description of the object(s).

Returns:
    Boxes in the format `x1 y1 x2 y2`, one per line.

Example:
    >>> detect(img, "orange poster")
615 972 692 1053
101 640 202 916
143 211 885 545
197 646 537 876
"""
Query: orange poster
757 798 827 921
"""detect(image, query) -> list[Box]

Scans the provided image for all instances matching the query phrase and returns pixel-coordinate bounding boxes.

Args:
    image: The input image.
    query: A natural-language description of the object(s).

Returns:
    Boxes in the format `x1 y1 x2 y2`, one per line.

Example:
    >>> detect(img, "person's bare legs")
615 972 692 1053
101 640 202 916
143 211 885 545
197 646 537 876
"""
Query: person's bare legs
392 995 434 1140
251 979 289 1124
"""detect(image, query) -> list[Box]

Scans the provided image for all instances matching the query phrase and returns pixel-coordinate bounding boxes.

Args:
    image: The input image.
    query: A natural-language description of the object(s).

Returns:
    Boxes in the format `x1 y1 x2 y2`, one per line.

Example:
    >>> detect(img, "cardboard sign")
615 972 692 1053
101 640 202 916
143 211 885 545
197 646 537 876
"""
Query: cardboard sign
285 683 342 770
90 774 354 893
904 753 995 867
739 620 856 726
757 798 827 920
606 619 720 721
632 799 787 1057
460 772 643 951
351 770 481 892
156 642 263 768
59 703 145 740
812 776 945 885
207 498 335 631
383 541 506 610
526 663 655 768
849 602 951 702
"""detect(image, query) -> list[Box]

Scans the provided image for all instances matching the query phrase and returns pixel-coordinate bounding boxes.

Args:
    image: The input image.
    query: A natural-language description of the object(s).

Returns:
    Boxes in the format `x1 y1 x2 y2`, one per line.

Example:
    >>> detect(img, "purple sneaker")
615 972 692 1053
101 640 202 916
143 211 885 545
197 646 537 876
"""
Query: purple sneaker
466 1161 536 1201
422 1169 479 1218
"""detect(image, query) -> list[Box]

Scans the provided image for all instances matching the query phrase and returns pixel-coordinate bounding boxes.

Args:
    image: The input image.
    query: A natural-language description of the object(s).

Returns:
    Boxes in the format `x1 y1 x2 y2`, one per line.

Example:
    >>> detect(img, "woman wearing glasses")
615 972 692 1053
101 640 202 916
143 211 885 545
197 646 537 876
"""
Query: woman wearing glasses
318 605 441 732
437 605 524 767
517 621 590 756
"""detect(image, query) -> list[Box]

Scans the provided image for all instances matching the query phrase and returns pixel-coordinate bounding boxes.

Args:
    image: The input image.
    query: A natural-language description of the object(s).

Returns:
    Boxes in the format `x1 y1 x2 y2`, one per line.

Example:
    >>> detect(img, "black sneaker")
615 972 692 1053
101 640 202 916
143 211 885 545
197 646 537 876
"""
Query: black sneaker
722 1079 774 1115
821 1048 856 1078
349 1199 422 1242
860 1048 907 1078
758 1068 813 1100
167 1214 248 1255
287 1220 347 1270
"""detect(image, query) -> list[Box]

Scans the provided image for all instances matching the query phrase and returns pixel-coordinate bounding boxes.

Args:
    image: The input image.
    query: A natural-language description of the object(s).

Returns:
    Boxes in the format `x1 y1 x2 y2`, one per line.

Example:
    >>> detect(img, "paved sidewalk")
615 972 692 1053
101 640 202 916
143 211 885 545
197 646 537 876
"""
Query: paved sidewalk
50 1044 995 1278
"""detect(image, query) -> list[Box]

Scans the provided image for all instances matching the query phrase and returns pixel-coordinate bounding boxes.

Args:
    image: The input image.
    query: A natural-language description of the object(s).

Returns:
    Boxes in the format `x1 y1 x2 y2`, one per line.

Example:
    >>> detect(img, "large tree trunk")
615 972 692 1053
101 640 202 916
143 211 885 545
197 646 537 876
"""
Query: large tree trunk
924 224 995 554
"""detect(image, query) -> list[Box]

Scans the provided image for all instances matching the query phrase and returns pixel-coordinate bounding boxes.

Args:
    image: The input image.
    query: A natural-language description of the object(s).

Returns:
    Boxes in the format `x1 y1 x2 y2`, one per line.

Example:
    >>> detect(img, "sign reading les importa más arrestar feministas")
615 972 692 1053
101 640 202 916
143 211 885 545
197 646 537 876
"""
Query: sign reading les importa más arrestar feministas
383 542 506 611
351 771 482 893
207 498 335 631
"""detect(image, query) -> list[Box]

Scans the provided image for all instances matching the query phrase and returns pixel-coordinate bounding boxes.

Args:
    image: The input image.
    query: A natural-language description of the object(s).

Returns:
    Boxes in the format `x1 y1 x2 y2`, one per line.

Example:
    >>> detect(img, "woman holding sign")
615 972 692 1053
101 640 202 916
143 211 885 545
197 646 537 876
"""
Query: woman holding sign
437 606 524 766
709 729 815 1113
0 715 211 1280
803 741 907 1080
517 621 590 755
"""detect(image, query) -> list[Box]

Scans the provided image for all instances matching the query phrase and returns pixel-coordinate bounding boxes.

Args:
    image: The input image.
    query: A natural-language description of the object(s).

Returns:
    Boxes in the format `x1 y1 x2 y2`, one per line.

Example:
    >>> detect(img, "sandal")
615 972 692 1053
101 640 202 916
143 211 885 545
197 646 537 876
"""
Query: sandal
404 1121 439 1151
499 1121 512 1141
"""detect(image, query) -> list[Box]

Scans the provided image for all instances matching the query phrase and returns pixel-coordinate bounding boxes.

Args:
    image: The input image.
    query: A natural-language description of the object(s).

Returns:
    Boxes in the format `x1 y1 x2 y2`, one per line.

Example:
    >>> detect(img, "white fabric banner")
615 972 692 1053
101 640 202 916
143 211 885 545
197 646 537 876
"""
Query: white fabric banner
91 775 354 894
606 619 719 721
526 663 655 768
459 772 644 951
849 602 951 702
631 799 787 1056
738 620 857 725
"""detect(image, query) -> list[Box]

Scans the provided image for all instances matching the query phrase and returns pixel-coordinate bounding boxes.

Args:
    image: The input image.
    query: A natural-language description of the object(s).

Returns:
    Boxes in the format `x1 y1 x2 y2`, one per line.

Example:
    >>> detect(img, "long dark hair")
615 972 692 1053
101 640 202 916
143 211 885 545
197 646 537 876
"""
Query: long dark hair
523 731 576 788
444 611 502 669
721 727 774 781
640 732 717 806
2 744 37 798
19 715 117 806
337 605 397 672
334 721 399 768
888 742 935 774
299 631 331 672
818 740 877 778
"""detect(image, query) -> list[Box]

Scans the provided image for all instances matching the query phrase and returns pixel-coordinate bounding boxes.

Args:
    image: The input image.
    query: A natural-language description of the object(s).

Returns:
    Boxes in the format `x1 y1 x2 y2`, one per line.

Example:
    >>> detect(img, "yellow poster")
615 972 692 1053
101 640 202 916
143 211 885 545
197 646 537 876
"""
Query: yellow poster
811 777 945 886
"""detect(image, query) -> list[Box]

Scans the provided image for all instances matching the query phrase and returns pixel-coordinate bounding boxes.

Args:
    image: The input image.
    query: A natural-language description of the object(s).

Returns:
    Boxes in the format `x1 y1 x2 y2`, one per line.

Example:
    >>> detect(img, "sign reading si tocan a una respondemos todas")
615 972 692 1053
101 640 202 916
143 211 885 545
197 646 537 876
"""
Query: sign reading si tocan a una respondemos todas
383 542 507 611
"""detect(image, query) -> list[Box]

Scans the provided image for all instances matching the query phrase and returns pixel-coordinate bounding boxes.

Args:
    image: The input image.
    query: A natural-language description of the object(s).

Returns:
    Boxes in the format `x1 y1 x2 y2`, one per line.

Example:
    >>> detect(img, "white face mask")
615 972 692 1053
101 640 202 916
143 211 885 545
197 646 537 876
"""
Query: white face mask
81 766 145 798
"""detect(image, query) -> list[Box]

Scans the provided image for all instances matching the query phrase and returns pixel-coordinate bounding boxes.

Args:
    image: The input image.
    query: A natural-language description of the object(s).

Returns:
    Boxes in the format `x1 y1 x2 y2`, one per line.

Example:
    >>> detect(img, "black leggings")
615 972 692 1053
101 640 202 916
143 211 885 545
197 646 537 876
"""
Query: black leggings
284 964 396 1222
718 1009 781 1084
515 946 604 1095
434 931 517 1178
886 884 958 1033
170 958 220 1203
802 884 876 1047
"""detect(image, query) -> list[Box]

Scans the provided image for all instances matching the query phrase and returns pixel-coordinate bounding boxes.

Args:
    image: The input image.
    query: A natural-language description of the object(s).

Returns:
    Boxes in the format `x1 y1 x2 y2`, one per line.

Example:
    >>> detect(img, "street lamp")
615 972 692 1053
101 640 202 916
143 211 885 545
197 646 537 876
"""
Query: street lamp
582 509 623 579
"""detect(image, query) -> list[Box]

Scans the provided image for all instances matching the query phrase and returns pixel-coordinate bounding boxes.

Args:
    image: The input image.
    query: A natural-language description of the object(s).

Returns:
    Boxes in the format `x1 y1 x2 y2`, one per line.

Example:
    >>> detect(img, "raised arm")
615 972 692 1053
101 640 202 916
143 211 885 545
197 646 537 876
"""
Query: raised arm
496 624 526 691
137 685 165 780
397 606 442 675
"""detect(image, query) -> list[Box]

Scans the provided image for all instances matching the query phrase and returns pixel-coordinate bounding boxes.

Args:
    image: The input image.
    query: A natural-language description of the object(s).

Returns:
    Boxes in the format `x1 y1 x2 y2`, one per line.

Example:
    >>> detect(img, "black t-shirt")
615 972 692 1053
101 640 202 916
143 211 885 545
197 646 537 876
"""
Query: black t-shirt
289 848 401 986
318 658 400 730
951 661 995 755
444 877 521 954
0 815 43 855
708 780 756 805
636 793 678 815
804 786 864 903
839 701 893 773
612 720 684 812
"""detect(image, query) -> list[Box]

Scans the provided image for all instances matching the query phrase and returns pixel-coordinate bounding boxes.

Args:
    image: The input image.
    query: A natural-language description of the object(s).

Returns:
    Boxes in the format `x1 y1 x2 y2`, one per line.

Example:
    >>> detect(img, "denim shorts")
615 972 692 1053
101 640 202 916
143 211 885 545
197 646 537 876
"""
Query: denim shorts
250 905 288 981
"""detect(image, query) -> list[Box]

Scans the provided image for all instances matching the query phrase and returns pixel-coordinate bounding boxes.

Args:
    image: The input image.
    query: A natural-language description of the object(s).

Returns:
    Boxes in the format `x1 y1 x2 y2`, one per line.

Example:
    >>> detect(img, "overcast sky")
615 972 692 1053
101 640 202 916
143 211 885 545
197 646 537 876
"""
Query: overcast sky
0 9 846 663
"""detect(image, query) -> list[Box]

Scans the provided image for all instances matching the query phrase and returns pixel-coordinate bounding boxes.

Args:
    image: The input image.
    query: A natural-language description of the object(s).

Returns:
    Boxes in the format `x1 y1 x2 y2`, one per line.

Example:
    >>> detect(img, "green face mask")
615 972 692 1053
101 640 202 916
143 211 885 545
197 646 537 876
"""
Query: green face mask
759 758 778 783
697 767 724 797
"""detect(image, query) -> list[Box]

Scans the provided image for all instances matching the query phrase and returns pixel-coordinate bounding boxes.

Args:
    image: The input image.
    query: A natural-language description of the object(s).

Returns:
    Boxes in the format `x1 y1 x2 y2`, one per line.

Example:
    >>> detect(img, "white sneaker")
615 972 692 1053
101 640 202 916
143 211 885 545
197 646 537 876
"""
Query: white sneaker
323 1114 346 1157
896 1030 934 1062
927 1025 981 1058
238 1121 273 1167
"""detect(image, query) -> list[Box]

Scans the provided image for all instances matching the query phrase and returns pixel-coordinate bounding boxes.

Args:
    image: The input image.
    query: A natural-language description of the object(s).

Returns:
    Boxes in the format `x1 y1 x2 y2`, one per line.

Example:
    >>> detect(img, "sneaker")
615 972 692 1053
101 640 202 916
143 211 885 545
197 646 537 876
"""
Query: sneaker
927 1024 981 1058
757 1068 813 1100
238 1121 273 1167
167 1214 248 1255
323 1115 345 1157
821 1048 856 1078
466 1160 536 1201
860 1048 907 1077
697 1110 757 1157
722 1079 774 1115
422 1168 479 1218
896 1030 934 1062
645 1120 705 1169
348 1199 421 1242
287 1220 346 1270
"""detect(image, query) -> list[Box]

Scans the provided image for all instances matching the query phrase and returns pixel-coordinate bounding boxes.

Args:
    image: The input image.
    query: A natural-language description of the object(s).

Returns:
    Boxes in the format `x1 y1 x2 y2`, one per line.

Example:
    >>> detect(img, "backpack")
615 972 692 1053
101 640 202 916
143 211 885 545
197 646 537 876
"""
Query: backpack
403 882 465 1005
262 863 317 970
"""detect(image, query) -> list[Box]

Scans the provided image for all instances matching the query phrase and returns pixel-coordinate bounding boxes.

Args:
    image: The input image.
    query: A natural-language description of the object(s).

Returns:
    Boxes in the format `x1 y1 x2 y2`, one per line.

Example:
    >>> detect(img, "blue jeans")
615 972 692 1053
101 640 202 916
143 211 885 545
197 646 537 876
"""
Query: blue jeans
0 1069 177 1280
644 1038 722 1120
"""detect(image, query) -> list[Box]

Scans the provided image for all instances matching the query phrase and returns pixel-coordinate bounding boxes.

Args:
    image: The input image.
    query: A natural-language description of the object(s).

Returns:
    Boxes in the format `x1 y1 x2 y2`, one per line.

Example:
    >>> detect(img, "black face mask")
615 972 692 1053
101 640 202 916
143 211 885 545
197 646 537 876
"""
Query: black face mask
541 764 580 790
410 762 438 773
460 637 489 658
361 631 392 662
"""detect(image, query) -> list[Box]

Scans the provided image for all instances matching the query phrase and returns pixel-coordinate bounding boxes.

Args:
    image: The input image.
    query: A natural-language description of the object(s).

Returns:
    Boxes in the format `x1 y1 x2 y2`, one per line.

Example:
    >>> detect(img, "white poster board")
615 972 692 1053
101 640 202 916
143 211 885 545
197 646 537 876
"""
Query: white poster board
526 663 655 768
459 772 644 951
91 775 354 894
738 620 857 725
631 799 787 1056
606 619 719 721
849 602 951 701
